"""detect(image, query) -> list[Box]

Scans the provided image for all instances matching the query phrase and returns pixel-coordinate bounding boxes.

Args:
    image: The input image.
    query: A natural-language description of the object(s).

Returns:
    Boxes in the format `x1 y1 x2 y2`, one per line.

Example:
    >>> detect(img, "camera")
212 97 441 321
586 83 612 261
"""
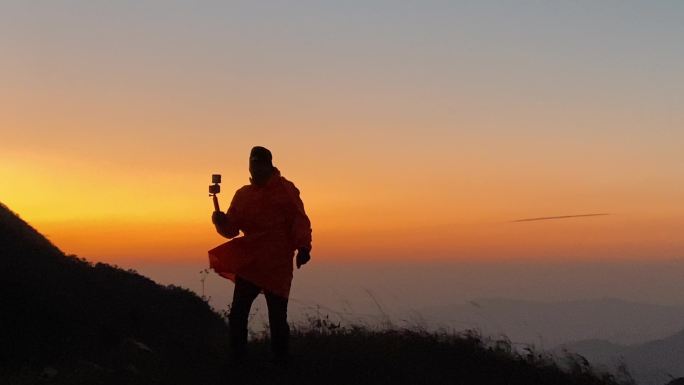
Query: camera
209 174 221 195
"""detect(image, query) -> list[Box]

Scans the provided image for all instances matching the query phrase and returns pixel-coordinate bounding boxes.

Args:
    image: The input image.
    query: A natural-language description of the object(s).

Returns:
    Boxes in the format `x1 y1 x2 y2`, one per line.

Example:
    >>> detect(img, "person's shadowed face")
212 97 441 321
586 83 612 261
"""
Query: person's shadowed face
249 159 273 186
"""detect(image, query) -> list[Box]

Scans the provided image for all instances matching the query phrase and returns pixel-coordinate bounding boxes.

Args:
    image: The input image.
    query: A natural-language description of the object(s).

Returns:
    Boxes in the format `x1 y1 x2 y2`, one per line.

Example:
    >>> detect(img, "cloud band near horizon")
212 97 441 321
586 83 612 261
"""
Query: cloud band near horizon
512 213 611 223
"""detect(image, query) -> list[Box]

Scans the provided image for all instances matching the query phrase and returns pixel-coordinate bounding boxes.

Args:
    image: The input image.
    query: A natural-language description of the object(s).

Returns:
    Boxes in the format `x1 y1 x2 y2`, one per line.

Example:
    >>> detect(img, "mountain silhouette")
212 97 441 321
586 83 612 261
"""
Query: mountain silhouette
0 202 229 383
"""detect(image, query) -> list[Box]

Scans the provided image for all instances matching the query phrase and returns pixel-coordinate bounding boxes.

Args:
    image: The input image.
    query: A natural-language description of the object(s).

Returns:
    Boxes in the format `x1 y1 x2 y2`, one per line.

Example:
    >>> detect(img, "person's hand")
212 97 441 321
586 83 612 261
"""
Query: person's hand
212 211 226 225
296 247 311 269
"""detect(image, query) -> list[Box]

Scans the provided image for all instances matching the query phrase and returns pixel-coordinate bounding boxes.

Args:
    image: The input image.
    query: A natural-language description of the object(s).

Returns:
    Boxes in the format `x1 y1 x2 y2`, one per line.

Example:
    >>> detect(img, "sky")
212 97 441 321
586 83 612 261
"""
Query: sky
1 1 683 271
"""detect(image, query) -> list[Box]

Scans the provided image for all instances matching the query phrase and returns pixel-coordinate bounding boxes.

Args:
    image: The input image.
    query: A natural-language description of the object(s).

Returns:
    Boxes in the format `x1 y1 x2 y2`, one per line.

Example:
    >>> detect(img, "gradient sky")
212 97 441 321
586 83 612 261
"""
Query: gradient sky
2 1 683 265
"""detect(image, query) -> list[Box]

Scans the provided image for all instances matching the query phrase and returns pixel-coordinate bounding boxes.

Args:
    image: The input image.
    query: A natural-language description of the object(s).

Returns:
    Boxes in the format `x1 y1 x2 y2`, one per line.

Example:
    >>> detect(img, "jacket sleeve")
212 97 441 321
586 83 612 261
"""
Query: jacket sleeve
215 190 242 239
283 180 312 251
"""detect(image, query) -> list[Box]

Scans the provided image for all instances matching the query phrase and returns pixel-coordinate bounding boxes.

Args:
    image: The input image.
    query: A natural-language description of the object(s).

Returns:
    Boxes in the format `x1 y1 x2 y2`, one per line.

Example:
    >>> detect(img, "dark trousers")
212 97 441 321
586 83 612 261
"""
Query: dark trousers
229 276 290 358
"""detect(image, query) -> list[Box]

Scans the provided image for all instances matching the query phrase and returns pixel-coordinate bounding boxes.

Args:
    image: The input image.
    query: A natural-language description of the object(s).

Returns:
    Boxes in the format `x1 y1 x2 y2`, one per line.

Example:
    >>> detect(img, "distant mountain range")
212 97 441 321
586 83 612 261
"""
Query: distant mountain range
559 330 684 385
417 297 684 385
418 297 684 348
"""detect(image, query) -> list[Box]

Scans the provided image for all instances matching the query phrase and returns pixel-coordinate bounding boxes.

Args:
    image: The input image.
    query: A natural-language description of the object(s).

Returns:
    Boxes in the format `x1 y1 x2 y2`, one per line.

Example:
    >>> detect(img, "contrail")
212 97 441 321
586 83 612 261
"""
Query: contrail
511 213 610 223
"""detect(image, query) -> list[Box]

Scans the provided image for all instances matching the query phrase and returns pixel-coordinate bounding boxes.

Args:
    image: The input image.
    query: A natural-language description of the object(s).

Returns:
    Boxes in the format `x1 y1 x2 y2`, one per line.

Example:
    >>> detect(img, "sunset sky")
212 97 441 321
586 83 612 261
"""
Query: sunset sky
2 1 683 266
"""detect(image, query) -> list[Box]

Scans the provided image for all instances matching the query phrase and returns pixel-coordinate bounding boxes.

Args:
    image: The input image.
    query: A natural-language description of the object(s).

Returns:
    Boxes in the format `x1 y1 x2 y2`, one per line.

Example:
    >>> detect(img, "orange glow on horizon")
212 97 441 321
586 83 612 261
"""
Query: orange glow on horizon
2 147 683 264
19 212 682 266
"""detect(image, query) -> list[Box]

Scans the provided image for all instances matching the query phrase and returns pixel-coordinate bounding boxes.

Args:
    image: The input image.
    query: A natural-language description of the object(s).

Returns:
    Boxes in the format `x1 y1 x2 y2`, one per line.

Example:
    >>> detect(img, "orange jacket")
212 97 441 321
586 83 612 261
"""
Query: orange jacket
208 168 312 298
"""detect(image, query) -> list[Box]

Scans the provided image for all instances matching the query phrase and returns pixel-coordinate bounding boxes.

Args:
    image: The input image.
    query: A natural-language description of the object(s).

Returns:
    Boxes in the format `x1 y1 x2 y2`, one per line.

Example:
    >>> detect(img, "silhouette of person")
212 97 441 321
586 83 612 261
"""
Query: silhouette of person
209 146 312 362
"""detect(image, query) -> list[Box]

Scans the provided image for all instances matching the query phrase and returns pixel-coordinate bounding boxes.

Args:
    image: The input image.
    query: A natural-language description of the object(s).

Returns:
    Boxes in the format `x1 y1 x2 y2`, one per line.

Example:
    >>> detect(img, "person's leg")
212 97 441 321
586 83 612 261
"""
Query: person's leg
229 276 260 359
264 291 290 360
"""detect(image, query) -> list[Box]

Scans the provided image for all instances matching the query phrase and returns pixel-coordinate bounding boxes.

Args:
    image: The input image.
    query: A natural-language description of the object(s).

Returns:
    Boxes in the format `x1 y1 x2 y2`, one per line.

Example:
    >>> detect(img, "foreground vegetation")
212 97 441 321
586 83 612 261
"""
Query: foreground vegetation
236 322 633 385
2 322 635 385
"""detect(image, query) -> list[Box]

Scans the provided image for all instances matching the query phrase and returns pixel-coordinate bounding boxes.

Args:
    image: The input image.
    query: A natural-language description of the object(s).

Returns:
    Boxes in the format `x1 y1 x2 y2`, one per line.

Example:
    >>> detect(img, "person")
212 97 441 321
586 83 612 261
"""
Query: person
208 146 312 362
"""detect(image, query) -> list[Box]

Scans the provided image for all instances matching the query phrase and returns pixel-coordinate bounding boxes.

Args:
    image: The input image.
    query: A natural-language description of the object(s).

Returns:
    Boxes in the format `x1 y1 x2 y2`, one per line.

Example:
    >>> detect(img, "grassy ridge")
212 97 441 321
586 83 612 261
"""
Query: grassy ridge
2 324 631 385
233 324 632 385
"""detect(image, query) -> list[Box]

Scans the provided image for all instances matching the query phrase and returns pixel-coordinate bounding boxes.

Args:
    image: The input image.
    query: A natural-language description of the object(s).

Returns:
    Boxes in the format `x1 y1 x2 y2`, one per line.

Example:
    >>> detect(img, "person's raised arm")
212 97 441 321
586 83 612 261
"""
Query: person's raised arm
212 191 241 239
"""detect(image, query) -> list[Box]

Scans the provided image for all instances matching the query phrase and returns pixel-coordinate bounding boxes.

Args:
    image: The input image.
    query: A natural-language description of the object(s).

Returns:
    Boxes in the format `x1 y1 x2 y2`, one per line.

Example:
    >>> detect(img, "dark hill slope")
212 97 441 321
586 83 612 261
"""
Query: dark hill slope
0 203 229 383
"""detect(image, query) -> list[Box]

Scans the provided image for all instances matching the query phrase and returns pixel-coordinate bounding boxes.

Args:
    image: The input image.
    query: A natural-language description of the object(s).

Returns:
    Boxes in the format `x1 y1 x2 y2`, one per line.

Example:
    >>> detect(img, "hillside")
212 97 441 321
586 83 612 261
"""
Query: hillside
0 202 631 385
0 203 230 383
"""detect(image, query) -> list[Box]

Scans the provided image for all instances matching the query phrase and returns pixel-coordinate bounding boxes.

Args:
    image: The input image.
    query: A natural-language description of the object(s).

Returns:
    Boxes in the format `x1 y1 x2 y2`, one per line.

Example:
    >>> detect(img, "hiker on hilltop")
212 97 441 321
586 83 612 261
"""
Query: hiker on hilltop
209 146 312 363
